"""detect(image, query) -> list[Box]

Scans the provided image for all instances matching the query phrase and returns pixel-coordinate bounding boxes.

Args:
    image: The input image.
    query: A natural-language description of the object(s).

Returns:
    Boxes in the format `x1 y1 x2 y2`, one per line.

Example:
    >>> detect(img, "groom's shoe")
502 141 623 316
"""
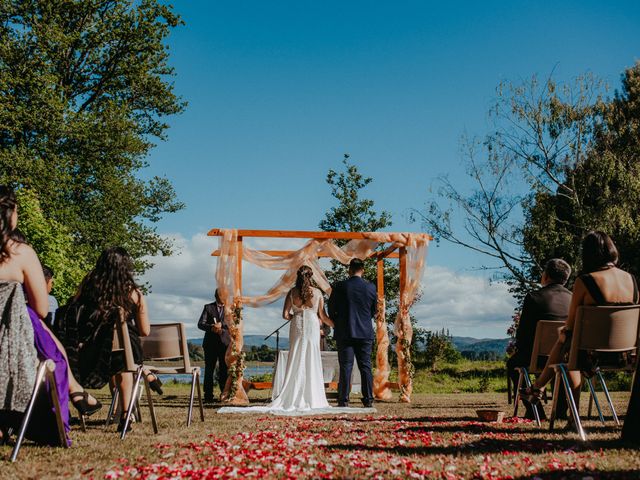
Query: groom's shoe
337 402 349 407
362 400 374 408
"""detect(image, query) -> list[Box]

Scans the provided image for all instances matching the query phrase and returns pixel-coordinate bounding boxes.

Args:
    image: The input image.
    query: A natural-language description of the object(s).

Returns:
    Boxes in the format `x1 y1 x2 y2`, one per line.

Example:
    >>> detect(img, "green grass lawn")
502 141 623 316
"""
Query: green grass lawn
2 382 639 479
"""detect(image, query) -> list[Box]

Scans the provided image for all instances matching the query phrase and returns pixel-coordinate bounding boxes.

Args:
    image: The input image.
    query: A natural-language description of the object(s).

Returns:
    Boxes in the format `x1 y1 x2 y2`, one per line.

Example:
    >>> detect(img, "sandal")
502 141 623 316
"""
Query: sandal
148 375 163 395
519 386 543 405
70 391 103 417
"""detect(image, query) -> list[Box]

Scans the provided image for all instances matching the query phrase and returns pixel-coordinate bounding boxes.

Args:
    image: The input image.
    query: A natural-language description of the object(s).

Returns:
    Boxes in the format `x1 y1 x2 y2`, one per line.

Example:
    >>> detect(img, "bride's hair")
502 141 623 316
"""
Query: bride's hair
295 265 315 306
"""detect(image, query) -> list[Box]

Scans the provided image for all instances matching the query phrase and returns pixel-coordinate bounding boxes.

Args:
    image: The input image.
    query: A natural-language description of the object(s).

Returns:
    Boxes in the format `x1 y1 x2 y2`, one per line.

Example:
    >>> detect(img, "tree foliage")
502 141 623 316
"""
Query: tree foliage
414 64 640 296
319 154 428 355
16 188 87 301
319 153 398 320
0 0 185 285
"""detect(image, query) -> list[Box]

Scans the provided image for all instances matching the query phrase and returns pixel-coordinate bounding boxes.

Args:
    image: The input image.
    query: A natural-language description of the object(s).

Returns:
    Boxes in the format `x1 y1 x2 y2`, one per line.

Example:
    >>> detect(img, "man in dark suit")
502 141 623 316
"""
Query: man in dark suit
197 289 231 402
507 258 572 418
328 258 377 407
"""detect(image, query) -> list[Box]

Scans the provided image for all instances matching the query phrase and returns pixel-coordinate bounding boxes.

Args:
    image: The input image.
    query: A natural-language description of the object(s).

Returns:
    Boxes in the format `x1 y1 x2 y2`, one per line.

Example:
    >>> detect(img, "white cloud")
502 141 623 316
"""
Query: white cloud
413 265 516 338
141 235 517 341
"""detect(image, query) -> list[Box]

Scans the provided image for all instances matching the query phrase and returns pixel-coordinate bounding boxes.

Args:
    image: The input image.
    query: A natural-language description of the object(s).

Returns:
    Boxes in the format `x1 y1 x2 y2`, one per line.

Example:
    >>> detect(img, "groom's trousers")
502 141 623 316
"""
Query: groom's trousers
337 338 374 405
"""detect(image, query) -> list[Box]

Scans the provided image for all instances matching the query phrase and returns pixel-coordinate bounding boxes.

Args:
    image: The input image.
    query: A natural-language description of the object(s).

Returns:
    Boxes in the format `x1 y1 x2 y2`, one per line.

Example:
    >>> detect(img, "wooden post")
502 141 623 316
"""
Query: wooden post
373 257 392 400
396 247 413 402
223 235 249 405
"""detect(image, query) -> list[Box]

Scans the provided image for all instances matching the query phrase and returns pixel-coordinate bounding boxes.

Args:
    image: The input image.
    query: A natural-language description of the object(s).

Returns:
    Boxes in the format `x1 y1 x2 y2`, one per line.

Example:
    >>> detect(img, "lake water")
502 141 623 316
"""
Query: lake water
158 365 274 384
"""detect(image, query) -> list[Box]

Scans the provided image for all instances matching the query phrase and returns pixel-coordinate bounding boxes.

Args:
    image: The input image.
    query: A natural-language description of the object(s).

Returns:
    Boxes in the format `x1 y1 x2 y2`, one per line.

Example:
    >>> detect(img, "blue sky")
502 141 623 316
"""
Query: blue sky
141 1 640 338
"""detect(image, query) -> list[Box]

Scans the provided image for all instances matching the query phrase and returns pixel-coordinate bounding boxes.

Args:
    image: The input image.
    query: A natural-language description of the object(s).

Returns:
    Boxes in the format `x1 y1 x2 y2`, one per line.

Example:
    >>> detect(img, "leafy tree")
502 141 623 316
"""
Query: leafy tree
415 73 606 296
319 154 397 314
421 329 461 371
522 63 640 280
0 0 185 278
16 188 88 301
319 154 427 355
187 342 205 362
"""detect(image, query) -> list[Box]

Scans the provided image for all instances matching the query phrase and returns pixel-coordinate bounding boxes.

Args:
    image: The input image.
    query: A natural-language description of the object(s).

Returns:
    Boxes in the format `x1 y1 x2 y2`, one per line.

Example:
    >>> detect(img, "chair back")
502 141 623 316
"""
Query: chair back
112 308 137 372
140 323 191 370
528 320 565 373
567 305 640 370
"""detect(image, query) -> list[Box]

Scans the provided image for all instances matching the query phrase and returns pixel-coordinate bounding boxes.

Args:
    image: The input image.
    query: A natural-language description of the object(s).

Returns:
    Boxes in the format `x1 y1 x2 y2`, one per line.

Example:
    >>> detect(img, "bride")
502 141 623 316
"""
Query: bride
218 265 375 415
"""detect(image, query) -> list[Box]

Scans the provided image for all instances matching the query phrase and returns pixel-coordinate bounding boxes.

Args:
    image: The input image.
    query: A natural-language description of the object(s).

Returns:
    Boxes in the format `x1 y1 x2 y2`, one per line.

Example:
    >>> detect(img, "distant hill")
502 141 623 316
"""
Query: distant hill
452 337 510 355
189 335 507 355
189 335 290 350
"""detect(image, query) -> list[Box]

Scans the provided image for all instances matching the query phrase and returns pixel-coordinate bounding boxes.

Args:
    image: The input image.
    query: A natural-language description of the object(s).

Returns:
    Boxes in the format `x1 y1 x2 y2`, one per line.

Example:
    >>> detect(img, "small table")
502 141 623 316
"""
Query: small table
271 350 362 400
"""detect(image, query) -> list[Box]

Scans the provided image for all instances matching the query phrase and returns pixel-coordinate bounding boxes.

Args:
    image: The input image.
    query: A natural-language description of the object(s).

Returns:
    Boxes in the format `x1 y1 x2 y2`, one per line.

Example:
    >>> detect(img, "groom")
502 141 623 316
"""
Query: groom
328 258 377 407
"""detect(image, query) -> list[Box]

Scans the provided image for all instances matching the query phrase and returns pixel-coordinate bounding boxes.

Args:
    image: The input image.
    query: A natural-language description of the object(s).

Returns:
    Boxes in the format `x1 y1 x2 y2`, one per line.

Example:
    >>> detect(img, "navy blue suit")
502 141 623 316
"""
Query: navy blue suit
328 275 377 406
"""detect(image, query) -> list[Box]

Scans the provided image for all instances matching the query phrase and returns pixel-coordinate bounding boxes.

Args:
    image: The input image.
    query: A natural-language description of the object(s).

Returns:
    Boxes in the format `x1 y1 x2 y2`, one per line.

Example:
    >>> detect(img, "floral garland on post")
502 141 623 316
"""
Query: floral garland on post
225 302 247 403
395 297 415 403
373 297 393 400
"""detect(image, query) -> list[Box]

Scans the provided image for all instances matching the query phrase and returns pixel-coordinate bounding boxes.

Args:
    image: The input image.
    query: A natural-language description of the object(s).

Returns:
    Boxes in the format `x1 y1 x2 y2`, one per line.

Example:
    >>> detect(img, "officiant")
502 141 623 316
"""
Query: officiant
197 289 230 402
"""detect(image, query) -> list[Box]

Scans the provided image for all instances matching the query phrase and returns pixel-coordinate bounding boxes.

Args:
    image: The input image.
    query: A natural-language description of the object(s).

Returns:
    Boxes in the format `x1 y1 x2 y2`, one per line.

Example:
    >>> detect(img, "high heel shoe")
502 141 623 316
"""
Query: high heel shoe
117 414 134 433
70 391 103 417
148 375 163 395
519 386 543 405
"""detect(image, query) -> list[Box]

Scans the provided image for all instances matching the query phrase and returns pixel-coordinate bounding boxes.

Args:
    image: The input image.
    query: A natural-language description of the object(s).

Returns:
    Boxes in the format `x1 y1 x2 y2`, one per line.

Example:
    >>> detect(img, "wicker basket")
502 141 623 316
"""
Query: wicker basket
476 409 505 422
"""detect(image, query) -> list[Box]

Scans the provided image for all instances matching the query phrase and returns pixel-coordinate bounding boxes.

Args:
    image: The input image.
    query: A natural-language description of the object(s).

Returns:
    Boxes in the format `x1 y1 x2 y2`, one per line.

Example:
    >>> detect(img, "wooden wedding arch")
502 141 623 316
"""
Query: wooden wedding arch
209 228 431 405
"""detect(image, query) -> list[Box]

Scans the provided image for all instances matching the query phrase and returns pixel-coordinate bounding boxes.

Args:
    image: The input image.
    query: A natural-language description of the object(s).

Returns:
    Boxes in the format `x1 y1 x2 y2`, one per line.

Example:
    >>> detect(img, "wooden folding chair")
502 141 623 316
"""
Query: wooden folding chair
9 359 67 461
105 310 159 439
140 323 204 426
512 320 564 426
549 305 640 441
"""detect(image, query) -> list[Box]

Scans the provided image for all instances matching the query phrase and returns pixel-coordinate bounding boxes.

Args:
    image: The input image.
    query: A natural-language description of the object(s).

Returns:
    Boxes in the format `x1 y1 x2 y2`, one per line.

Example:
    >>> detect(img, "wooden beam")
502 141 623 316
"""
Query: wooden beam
211 249 400 259
208 228 432 241
399 246 407 295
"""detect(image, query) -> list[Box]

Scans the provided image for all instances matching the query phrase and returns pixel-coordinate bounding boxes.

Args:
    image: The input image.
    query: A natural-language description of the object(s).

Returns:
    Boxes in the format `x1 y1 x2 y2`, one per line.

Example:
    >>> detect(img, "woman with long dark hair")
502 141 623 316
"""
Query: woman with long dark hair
0 186 95 445
521 232 638 407
72 246 154 431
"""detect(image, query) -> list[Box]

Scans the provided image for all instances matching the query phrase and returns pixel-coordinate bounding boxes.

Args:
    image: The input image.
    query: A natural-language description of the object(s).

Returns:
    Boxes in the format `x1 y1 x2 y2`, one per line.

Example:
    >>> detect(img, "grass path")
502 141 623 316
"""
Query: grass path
2 387 639 479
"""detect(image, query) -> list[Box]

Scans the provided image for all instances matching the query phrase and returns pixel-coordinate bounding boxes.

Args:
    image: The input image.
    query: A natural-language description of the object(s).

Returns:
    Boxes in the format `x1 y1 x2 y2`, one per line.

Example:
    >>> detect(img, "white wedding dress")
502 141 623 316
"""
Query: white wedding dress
218 289 375 416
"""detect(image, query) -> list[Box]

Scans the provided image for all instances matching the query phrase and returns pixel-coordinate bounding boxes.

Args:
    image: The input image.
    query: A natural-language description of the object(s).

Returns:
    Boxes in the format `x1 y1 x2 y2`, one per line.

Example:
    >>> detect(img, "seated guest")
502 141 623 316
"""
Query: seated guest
507 258 572 418
42 265 58 328
0 186 72 446
67 247 156 432
522 232 638 412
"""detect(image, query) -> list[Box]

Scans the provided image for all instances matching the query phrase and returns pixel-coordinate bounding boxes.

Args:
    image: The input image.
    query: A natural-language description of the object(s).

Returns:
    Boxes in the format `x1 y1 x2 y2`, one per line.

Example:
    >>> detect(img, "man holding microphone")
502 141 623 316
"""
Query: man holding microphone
197 289 230 402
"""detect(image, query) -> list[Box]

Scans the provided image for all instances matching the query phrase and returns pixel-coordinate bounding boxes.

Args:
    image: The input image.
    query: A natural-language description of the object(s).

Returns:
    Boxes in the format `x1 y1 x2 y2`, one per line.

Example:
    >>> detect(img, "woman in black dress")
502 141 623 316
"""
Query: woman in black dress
70 247 156 431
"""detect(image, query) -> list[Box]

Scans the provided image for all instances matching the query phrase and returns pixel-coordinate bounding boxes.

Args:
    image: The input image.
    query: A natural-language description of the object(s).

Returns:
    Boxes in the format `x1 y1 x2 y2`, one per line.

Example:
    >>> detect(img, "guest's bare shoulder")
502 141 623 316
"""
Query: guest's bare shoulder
8 240 38 264
130 287 144 305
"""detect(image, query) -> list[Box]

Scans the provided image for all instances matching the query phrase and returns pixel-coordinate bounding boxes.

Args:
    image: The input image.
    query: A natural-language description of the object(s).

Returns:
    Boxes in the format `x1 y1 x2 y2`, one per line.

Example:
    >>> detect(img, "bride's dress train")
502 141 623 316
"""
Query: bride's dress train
218 291 375 416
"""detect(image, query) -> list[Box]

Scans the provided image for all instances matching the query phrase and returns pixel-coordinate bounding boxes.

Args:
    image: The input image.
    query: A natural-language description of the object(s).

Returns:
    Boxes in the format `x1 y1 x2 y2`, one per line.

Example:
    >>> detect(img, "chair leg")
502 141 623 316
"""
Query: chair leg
135 398 142 423
585 377 605 425
46 369 68 447
142 375 159 434
549 371 561 431
187 371 197 426
522 372 542 427
196 371 205 422
587 389 593 419
10 362 48 462
513 369 523 417
595 368 620 426
105 387 120 429
558 365 586 441
121 368 144 440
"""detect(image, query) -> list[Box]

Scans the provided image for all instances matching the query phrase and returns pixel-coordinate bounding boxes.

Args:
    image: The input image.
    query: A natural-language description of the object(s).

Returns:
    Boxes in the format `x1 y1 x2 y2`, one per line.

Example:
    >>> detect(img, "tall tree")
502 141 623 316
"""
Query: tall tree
415 73 605 296
0 0 185 287
319 154 398 319
523 63 640 278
